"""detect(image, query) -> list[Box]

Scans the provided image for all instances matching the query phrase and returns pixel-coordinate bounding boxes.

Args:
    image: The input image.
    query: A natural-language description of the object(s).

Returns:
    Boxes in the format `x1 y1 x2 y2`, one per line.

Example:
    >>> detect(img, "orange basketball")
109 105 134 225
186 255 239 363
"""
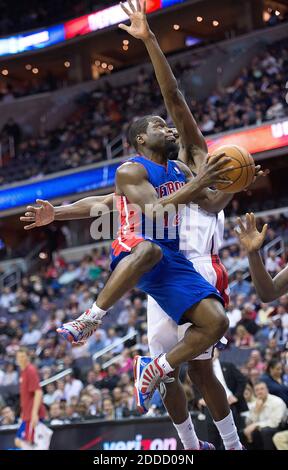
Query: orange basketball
211 144 255 193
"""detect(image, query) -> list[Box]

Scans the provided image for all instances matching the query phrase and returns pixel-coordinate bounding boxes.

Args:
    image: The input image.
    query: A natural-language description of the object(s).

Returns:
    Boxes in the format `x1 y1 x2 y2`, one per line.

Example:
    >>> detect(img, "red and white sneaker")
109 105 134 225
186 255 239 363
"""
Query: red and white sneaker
57 309 102 345
133 355 167 413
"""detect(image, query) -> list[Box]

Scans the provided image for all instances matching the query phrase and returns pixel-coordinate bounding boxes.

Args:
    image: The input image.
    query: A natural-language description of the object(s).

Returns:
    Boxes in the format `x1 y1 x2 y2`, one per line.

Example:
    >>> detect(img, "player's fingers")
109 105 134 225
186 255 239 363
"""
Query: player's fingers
209 153 228 164
120 2 131 16
143 0 146 13
250 213 256 230
237 217 246 233
136 0 141 11
36 198 48 206
127 0 136 12
261 224 268 239
118 23 130 32
212 158 232 169
26 206 38 213
215 179 232 186
246 213 252 231
20 216 35 222
24 223 37 230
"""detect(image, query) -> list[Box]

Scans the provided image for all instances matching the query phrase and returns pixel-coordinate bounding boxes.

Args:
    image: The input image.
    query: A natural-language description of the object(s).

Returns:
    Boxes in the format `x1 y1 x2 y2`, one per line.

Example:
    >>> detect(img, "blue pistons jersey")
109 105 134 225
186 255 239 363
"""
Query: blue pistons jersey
111 155 223 325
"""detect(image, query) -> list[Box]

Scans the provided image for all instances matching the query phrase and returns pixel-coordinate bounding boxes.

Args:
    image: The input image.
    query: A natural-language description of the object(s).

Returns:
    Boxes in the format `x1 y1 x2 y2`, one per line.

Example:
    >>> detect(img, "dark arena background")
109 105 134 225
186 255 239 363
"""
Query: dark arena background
0 0 288 459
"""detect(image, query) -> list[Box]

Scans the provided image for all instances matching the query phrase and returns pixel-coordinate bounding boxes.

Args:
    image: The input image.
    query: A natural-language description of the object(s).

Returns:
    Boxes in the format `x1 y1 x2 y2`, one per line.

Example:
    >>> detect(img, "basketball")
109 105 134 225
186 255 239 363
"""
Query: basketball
211 144 255 193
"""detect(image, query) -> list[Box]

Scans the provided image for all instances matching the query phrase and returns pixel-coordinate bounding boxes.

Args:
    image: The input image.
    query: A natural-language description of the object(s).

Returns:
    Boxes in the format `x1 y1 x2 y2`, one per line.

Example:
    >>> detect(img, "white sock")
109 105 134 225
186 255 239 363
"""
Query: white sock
174 415 200 450
90 303 107 321
214 411 242 450
158 353 174 374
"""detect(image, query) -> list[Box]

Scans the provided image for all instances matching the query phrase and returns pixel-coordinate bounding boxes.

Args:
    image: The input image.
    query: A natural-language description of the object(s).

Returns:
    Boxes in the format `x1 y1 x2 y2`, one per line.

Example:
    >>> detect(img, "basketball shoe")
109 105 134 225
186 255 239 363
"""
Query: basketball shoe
57 309 102 344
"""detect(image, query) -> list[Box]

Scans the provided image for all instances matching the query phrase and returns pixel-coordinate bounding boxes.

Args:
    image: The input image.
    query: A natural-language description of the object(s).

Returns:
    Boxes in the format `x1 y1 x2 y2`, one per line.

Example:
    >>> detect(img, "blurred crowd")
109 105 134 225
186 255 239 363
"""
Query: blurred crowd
0 212 287 450
1 38 287 186
196 40 288 136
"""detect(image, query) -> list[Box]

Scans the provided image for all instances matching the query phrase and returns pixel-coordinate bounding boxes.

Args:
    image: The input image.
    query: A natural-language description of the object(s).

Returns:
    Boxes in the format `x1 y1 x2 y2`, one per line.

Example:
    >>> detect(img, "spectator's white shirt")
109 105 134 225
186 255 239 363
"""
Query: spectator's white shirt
21 329 42 346
281 313 288 330
201 119 215 133
64 379 83 403
213 359 233 399
221 256 234 271
2 371 18 386
266 102 284 120
43 391 61 407
0 369 5 385
0 292 15 308
227 308 242 329
247 394 287 428
265 256 281 273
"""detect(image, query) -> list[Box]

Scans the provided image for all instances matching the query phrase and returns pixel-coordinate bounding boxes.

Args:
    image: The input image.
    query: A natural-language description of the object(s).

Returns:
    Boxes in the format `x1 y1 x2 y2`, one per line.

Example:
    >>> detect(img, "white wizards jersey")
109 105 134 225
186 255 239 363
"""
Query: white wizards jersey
179 204 225 260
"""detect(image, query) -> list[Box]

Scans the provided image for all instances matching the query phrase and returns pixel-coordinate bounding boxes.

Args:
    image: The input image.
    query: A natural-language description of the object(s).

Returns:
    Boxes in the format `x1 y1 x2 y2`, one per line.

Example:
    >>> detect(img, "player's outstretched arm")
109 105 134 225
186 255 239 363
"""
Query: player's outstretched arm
236 213 288 302
20 194 114 230
119 1 207 156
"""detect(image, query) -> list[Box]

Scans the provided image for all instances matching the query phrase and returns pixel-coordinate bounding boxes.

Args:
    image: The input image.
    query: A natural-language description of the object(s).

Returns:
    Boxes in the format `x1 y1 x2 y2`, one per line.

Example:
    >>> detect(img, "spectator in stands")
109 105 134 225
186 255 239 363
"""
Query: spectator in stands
234 325 255 349
265 250 282 277
243 381 287 449
261 359 288 406
102 398 115 420
230 271 252 297
273 430 288 450
0 406 17 425
64 373 83 404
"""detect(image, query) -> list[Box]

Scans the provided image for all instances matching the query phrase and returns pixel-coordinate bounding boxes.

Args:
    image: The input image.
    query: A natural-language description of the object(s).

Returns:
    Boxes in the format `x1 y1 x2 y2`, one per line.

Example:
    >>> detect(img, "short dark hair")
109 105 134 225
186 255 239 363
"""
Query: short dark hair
267 358 281 374
17 346 29 356
128 115 154 151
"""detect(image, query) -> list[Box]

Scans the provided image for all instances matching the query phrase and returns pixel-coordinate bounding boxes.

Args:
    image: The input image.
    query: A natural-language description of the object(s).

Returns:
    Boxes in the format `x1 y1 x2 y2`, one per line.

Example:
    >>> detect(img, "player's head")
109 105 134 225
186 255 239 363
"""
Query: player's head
16 347 30 370
128 115 177 155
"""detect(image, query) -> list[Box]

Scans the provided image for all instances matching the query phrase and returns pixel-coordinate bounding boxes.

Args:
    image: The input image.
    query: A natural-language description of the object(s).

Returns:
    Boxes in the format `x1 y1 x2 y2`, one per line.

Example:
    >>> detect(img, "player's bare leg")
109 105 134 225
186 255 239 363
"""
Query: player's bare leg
160 368 215 450
188 360 243 450
96 241 162 309
134 298 228 410
57 241 162 343
166 298 229 367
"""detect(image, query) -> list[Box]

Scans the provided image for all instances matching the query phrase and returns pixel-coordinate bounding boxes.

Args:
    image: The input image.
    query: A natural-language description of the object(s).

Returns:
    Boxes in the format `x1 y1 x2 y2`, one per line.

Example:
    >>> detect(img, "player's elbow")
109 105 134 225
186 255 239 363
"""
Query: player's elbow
258 291 275 303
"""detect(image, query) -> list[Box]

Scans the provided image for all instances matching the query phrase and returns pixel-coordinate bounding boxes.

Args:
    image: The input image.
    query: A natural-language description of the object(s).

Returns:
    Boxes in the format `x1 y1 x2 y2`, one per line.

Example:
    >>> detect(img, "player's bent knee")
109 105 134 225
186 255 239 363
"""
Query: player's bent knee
134 242 162 270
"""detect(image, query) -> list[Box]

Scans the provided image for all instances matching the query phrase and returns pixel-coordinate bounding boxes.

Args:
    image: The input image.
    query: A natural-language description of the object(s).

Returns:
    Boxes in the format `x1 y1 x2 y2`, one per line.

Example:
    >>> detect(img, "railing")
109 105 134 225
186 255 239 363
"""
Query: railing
0 266 22 291
39 330 138 387
106 133 128 160
92 330 137 361
263 235 284 259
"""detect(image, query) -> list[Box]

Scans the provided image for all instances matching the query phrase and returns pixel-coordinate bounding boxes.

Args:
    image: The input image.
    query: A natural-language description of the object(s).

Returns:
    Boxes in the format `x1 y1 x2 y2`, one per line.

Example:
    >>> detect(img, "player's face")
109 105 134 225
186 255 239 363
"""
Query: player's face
144 117 176 152
16 351 29 369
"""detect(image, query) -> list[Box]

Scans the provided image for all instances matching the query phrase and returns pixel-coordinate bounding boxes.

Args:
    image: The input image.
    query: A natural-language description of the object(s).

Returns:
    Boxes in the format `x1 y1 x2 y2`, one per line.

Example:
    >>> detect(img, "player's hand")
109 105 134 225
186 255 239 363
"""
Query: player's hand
244 165 270 190
20 199 55 230
119 1 152 41
228 394 238 405
196 153 234 189
30 411 39 430
235 213 268 253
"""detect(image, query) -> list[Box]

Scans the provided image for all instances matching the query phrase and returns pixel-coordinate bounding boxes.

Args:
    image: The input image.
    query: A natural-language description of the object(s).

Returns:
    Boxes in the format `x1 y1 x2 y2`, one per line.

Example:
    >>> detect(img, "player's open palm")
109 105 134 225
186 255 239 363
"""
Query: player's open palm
20 199 55 230
236 213 268 252
119 1 151 40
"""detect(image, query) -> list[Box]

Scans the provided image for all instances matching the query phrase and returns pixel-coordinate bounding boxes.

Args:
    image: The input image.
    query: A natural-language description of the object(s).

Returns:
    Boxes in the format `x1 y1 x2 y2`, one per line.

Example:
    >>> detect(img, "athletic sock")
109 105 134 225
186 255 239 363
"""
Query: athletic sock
174 415 200 450
214 410 242 450
158 353 175 374
89 303 107 321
